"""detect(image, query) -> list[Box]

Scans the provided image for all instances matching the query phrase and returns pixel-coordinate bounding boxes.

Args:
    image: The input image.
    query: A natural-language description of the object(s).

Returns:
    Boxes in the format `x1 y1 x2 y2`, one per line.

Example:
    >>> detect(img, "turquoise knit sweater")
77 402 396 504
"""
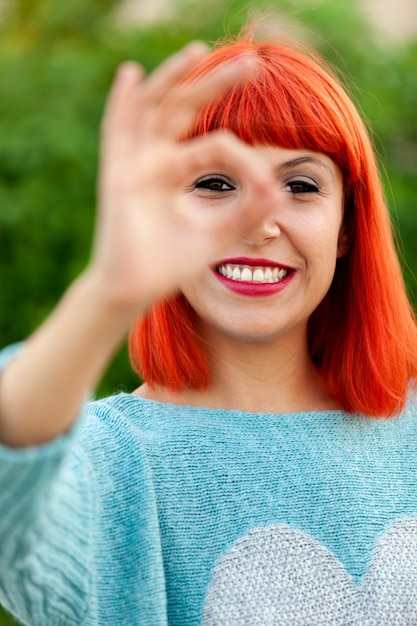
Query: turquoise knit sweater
1 347 417 625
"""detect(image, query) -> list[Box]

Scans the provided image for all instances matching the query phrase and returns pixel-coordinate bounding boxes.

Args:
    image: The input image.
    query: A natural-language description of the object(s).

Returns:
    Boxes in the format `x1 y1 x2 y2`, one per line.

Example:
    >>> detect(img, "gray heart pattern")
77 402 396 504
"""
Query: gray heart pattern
203 518 417 625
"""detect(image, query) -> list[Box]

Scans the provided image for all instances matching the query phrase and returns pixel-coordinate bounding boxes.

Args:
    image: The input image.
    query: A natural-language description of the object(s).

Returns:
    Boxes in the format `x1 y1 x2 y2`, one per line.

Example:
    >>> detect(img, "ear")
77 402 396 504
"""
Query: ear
337 222 351 258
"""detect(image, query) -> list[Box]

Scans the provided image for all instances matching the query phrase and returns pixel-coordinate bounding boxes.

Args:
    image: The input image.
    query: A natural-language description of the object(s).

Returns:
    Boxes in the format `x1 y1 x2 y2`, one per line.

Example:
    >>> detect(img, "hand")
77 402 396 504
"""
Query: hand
0 44 280 447
92 42 277 315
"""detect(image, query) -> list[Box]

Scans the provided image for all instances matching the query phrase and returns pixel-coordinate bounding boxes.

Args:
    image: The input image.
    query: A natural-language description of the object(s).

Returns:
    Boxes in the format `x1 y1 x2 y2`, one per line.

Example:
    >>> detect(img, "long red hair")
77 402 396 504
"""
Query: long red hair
129 35 417 416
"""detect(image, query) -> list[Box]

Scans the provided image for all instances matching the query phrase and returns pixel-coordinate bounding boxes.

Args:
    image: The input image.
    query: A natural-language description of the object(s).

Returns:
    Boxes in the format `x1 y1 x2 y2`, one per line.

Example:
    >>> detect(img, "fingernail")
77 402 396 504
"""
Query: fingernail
117 61 141 79
184 41 210 58
231 55 257 71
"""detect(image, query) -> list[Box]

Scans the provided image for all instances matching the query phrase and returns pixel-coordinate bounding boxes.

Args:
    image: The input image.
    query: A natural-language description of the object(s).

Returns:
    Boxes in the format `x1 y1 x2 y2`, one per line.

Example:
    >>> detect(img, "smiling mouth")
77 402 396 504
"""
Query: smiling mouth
216 264 289 284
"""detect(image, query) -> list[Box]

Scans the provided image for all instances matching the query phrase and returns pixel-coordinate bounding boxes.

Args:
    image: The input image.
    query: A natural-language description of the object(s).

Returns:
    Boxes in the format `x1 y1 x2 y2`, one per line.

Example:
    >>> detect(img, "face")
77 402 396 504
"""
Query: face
180 145 347 346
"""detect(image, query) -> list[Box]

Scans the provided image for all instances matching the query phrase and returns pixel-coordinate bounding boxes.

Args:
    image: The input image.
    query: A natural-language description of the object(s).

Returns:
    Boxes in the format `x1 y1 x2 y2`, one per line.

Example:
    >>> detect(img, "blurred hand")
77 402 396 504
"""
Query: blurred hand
92 42 277 315
0 43 281 448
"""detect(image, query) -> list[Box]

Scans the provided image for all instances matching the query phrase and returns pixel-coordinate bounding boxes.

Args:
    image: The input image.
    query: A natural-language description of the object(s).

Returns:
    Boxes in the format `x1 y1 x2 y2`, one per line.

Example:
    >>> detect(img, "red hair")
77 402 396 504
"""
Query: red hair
129 35 417 416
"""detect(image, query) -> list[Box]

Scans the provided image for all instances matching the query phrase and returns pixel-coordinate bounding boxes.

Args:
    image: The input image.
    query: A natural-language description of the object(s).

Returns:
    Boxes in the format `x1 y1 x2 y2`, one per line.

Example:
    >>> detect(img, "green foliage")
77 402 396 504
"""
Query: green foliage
0 609 17 626
0 0 416 621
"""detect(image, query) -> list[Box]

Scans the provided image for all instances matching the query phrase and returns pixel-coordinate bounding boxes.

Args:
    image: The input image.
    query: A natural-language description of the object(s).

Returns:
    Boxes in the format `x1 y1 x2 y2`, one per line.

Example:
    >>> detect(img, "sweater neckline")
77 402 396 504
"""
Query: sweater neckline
118 391 349 420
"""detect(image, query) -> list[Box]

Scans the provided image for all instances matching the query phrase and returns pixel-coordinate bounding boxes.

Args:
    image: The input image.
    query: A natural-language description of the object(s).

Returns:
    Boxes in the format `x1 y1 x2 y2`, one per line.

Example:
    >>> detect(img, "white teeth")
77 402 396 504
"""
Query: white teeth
241 268 252 281
253 269 264 283
217 264 289 284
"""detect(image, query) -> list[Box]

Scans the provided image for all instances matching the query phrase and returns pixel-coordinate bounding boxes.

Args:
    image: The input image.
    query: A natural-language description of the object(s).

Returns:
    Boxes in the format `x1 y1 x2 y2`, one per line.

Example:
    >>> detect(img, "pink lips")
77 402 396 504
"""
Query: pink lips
212 257 295 297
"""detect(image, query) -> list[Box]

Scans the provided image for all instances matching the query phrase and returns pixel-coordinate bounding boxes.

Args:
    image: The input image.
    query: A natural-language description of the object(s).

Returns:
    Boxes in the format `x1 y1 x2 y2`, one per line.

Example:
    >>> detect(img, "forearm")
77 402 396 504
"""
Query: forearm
0 270 139 448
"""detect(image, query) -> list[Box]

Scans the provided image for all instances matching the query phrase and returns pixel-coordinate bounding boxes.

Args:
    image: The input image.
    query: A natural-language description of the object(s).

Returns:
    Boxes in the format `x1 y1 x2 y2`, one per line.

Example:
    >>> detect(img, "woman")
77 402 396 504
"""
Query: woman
0 29 417 625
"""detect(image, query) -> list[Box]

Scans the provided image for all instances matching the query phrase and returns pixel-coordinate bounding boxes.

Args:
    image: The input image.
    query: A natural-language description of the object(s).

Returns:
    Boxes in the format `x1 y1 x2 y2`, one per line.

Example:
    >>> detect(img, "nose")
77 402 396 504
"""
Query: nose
242 217 281 247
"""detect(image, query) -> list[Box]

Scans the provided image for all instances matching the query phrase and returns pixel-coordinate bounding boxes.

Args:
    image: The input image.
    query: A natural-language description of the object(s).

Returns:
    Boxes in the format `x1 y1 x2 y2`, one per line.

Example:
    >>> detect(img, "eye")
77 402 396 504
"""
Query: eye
194 175 235 193
287 180 319 194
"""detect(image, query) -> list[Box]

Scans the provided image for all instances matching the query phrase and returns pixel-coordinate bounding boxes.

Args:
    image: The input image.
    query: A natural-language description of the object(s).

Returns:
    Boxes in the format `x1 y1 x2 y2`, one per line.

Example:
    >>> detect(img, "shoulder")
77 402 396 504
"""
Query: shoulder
79 392 190 450
84 392 181 427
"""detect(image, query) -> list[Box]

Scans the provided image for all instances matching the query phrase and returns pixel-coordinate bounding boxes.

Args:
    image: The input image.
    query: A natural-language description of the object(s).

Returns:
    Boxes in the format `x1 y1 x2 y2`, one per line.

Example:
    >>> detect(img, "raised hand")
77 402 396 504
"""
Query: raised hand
92 43 277 315
0 43 278 447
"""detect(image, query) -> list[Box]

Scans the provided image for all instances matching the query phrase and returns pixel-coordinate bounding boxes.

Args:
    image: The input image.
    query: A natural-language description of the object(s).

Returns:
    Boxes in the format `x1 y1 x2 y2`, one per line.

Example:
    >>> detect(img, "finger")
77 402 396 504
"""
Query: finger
166 130 274 193
102 45 210 150
170 132 278 237
140 41 210 103
152 56 257 140
190 180 277 253
101 62 146 152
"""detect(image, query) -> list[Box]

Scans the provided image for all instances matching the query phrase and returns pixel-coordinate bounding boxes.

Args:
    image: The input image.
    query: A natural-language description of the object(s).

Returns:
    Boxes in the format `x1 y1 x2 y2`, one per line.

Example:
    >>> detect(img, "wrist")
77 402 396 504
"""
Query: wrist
77 267 147 330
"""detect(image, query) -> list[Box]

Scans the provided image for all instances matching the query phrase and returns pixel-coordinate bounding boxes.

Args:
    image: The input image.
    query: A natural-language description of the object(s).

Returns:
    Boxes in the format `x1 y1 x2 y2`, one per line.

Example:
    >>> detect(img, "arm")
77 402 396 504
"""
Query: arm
0 435 94 624
0 43 278 448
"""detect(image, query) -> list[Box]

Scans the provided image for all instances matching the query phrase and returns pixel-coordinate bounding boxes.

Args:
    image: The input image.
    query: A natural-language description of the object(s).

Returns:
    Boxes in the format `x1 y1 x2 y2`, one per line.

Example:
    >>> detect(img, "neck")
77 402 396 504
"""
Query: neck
138 324 339 414
198 325 336 413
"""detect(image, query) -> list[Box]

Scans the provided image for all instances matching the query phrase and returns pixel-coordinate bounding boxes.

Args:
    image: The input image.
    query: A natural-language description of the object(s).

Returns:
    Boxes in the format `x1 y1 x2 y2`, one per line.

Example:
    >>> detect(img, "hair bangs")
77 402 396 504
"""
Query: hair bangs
187 43 362 184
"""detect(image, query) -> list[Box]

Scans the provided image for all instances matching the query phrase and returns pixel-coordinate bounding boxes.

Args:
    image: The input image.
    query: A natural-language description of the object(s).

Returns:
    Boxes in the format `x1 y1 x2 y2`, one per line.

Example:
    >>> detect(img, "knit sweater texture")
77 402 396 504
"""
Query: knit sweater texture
1 347 417 625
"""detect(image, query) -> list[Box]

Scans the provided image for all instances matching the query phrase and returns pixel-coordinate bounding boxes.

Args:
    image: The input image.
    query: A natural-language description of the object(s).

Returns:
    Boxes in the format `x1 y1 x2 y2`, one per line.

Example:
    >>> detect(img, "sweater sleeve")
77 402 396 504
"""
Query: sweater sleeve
0 346 93 625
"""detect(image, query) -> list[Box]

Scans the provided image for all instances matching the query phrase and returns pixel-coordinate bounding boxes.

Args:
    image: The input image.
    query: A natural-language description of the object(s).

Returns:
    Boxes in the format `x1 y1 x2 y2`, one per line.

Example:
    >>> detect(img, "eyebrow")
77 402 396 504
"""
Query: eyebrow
273 156 336 180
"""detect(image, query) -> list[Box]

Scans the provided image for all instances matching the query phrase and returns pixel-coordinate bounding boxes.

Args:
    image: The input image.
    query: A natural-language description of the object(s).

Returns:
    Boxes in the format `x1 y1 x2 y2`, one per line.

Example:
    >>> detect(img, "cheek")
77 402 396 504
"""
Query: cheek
297 220 342 283
179 273 214 308
300 221 341 255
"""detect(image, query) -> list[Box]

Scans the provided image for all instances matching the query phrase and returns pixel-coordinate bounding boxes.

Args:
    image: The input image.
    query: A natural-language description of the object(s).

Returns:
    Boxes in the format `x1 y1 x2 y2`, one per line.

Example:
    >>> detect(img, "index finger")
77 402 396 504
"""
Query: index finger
140 41 210 102
151 55 258 140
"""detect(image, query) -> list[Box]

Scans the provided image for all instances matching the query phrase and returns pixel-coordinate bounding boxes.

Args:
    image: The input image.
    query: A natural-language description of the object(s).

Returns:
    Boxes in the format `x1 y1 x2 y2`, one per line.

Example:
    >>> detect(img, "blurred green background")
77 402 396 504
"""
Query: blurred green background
0 0 416 620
